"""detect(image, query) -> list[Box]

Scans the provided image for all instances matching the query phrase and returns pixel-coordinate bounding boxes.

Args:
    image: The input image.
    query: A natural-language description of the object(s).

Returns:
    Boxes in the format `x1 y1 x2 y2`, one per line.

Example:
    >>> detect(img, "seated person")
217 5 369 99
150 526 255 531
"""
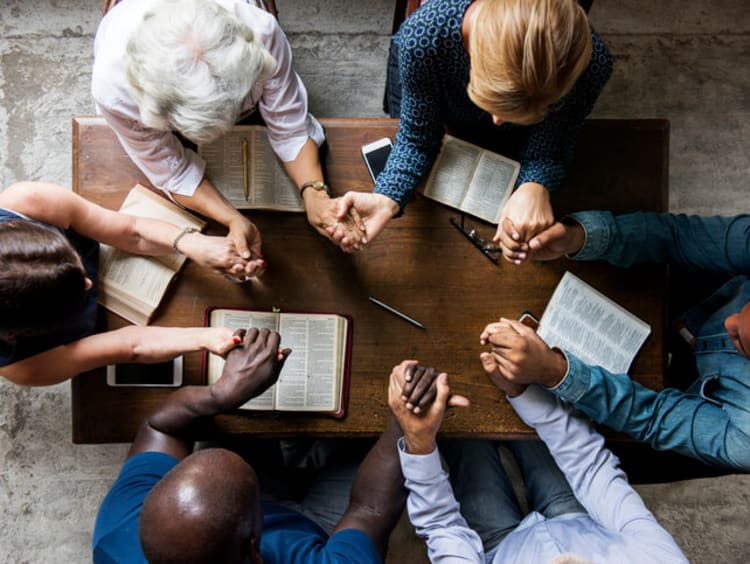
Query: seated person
93 0 364 261
329 0 612 255
93 328 406 563
0 181 250 386
482 211 750 471
389 359 687 561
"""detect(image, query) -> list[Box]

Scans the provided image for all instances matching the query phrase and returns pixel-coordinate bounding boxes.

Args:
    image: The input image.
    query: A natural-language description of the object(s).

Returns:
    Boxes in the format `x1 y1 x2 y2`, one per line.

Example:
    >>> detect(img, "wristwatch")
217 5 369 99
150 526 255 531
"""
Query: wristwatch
300 180 330 197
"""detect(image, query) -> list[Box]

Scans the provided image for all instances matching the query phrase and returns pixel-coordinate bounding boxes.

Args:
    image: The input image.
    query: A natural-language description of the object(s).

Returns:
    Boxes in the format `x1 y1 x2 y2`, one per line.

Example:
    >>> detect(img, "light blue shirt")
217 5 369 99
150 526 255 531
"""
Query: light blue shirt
398 386 686 563
554 211 750 470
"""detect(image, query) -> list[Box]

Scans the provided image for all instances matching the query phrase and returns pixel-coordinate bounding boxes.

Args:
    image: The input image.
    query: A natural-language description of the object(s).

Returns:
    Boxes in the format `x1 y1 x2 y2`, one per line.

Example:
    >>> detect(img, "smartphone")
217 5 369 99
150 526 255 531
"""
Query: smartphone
106 357 183 387
361 137 393 183
518 311 539 330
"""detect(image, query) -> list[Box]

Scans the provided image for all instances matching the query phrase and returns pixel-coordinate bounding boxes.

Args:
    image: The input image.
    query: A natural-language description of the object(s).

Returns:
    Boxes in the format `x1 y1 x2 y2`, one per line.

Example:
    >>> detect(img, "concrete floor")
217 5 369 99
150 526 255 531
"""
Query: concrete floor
1 1 749 561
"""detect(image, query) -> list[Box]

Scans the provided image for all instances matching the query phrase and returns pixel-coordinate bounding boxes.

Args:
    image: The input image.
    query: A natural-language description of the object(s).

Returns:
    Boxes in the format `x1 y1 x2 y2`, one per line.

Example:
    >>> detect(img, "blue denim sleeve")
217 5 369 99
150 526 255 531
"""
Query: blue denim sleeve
554 353 750 471
570 211 750 274
516 29 613 191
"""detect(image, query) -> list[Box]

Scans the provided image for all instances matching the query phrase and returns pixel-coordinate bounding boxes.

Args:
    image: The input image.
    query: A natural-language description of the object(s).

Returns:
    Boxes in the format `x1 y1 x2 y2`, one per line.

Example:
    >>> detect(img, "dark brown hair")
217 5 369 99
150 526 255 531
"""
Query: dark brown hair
0 220 87 337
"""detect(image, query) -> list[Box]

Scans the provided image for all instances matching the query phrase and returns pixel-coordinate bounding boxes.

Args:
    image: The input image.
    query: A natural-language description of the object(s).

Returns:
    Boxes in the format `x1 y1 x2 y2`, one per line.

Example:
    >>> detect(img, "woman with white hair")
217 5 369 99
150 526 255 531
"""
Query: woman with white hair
92 0 362 275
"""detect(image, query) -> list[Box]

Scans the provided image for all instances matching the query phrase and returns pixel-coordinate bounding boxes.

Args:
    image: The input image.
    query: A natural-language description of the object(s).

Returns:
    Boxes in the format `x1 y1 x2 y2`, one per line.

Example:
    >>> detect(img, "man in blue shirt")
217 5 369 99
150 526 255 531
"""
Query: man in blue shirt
482 211 750 471
93 328 405 563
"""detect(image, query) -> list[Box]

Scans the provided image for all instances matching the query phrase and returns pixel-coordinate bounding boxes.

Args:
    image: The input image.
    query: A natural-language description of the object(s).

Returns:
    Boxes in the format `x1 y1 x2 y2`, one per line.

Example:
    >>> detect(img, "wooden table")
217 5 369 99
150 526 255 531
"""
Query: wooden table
71 116 669 443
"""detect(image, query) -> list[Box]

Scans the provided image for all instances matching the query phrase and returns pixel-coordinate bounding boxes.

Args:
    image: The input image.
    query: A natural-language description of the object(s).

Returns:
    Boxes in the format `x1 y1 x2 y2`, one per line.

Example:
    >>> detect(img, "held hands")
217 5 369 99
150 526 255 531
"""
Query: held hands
209 328 291 411
303 190 367 252
387 360 469 455
479 318 568 392
226 216 266 278
495 182 554 264
181 231 266 279
327 192 399 252
526 221 586 261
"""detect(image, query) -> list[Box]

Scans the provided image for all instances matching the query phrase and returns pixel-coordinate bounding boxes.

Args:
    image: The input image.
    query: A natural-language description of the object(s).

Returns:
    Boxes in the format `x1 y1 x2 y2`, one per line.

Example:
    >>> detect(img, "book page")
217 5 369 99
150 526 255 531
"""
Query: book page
538 272 651 374
423 136 481 210
206 309 279 410
274 314 341 412
461 151 520 223
98 245 175 325
199 128 253 209
199 126 303 211
250 129 304 211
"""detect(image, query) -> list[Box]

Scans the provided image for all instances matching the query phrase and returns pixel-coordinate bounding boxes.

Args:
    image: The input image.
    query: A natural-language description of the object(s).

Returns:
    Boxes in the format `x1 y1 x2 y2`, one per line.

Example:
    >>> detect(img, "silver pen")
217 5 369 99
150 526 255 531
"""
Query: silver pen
368 297 425 330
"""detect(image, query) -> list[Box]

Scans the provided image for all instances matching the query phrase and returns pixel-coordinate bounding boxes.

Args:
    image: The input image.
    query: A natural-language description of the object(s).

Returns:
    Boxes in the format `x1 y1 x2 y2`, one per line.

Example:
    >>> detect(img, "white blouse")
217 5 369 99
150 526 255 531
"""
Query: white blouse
92 0 324 196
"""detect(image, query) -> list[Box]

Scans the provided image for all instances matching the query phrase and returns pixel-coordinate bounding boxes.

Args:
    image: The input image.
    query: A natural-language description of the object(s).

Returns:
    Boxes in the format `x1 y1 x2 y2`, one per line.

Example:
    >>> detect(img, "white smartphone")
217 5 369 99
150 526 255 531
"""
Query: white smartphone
106 357 183 387
361 137 393 183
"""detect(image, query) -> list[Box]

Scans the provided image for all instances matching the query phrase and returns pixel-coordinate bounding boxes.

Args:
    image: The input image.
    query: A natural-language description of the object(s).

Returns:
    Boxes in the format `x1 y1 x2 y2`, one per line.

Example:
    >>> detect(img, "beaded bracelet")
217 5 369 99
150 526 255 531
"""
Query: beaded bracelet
172 227 199 255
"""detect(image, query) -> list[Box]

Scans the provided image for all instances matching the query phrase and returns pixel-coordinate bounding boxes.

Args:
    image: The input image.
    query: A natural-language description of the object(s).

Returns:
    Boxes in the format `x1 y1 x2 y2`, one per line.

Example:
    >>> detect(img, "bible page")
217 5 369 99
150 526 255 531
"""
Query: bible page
199 128 253 208
250 129 304 211
274 314 341 412
423 136 481 210
460 151 520 224
207 309 279 410
537 272 651 374
98 246 174 325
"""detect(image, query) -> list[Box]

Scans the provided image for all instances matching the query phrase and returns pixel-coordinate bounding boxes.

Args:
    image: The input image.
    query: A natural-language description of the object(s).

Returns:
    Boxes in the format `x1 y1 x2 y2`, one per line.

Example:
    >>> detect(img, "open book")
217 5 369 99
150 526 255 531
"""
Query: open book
423 135 521 224
198 125 303 211
98 184 205 326
203 308 352 418
537 272 651 374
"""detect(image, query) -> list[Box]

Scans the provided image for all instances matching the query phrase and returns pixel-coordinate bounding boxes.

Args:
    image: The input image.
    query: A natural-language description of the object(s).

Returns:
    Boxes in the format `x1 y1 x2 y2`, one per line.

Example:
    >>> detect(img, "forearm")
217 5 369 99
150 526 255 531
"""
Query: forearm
173 177 244 229
334 418 406 555
281 137 324 189
571 211 750 273
553 352 744 469
129 385 222 460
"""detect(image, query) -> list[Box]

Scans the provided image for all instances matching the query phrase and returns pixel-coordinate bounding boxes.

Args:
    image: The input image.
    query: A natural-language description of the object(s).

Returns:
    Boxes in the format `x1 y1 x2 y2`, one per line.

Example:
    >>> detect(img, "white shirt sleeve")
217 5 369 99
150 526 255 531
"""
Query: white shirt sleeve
245 7 325 162
397 438 485 563
508 386 687 561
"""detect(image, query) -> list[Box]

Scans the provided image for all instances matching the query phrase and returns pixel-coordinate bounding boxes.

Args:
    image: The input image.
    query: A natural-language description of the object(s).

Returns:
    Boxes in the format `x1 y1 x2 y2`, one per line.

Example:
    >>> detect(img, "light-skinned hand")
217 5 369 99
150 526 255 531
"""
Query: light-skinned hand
494 182 554 264
327 192 399 251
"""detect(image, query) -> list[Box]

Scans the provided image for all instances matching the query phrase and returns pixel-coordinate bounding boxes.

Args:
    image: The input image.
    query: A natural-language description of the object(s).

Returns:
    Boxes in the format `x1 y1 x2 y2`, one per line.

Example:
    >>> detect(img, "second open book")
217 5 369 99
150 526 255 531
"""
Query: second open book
538 272 651 374
203 308 352 418
423 135 521 224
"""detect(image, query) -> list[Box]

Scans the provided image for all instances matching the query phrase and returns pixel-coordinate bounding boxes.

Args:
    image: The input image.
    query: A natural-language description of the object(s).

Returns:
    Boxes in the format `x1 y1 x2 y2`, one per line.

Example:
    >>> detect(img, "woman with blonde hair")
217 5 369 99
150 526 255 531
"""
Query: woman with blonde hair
0 181 249 386
331 0 611 260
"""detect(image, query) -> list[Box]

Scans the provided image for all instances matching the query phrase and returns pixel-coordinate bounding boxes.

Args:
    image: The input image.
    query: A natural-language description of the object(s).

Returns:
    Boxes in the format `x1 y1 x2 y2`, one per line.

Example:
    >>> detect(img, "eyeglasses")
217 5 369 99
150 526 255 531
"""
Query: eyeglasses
450 214 501 265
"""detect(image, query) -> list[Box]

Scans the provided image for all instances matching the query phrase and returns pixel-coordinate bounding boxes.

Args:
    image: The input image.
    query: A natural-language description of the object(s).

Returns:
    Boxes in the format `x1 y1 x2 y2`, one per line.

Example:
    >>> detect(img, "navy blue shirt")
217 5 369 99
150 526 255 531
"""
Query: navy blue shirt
93 452 382 563
376 0 613 211
0 208 99 366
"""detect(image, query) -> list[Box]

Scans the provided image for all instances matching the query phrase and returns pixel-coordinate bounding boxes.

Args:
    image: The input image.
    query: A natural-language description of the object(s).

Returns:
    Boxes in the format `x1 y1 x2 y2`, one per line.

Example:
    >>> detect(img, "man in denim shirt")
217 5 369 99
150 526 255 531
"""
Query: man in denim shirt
482 211 750 471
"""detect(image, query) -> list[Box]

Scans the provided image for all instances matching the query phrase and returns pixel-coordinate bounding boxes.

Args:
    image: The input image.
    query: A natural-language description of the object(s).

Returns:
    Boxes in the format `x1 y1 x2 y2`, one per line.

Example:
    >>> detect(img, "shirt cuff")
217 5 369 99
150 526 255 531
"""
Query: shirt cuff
567 211 615 261
548 351 591 404
161 150 206 197
397 437 444 481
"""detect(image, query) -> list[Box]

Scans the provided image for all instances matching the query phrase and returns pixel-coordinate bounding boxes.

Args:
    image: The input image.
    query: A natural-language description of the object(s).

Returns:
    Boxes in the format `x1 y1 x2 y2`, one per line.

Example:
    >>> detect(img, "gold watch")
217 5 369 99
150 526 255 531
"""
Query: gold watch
300 180 330 197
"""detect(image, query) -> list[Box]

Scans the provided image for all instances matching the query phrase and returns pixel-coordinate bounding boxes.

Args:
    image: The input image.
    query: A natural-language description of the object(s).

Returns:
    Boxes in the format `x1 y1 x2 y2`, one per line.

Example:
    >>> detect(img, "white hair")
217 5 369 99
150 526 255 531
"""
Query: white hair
125 0 277 144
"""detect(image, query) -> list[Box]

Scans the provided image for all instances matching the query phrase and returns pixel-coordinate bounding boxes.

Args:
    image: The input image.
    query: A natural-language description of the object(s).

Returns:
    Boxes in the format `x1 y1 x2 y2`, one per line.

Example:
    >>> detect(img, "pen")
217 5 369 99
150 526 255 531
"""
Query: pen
368 297 425 330
242 137 249 201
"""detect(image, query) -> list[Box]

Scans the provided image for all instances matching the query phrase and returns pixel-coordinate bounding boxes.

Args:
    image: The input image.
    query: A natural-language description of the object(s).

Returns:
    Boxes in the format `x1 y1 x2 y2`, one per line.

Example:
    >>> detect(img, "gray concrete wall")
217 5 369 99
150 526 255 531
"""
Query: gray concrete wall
0 1 749 562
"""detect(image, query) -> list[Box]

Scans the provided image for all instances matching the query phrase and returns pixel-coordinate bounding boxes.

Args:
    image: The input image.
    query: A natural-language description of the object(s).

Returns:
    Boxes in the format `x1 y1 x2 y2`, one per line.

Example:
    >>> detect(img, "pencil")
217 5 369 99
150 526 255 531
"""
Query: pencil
368 297 425 330
242 137 249 201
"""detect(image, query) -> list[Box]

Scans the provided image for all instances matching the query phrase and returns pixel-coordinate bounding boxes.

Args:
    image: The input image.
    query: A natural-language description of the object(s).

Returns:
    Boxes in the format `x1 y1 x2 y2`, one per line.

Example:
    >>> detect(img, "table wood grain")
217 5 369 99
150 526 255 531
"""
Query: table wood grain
71 116 668 443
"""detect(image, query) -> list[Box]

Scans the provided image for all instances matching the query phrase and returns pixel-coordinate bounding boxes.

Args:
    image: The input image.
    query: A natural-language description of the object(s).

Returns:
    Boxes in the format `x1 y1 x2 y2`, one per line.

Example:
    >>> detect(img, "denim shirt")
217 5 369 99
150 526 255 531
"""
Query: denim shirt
552 211 750 470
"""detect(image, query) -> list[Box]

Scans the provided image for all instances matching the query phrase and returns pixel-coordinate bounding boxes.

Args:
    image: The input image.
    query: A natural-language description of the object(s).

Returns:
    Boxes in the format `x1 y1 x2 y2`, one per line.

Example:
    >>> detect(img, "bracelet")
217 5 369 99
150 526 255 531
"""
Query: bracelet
172 227 198 255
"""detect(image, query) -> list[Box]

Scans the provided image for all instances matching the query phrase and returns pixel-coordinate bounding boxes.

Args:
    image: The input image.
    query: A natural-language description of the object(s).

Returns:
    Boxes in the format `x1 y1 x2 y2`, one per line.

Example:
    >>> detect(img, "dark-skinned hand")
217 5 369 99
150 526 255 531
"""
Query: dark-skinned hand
209 328 291 411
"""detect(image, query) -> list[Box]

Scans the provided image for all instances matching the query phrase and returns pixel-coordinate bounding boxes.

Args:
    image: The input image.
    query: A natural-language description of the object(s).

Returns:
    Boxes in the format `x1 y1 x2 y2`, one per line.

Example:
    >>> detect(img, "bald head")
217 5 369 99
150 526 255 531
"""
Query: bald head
140 448 262 564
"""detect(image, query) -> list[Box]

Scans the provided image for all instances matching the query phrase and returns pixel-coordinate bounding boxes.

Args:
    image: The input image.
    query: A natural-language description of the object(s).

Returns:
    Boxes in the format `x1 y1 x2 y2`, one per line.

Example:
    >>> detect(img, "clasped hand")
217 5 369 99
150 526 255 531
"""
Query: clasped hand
387 360 469 455
209 328 291 411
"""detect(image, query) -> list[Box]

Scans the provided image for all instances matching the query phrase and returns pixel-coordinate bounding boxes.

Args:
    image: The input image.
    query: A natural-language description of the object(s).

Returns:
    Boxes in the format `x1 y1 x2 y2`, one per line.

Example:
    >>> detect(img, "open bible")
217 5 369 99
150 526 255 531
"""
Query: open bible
537 272 651 374
198 125 303 211
98 184 205 326
423 135 521 224
203 308 352 418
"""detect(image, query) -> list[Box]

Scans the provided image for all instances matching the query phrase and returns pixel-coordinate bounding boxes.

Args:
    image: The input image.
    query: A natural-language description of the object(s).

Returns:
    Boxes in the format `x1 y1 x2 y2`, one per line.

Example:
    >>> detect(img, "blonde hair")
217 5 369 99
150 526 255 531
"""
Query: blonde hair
468 0 592 125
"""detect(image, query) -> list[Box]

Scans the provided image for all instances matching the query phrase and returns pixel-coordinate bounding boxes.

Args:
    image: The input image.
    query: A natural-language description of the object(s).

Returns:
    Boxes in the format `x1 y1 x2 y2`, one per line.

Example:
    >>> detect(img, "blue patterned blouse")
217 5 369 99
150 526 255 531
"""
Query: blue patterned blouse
375 0 613 212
